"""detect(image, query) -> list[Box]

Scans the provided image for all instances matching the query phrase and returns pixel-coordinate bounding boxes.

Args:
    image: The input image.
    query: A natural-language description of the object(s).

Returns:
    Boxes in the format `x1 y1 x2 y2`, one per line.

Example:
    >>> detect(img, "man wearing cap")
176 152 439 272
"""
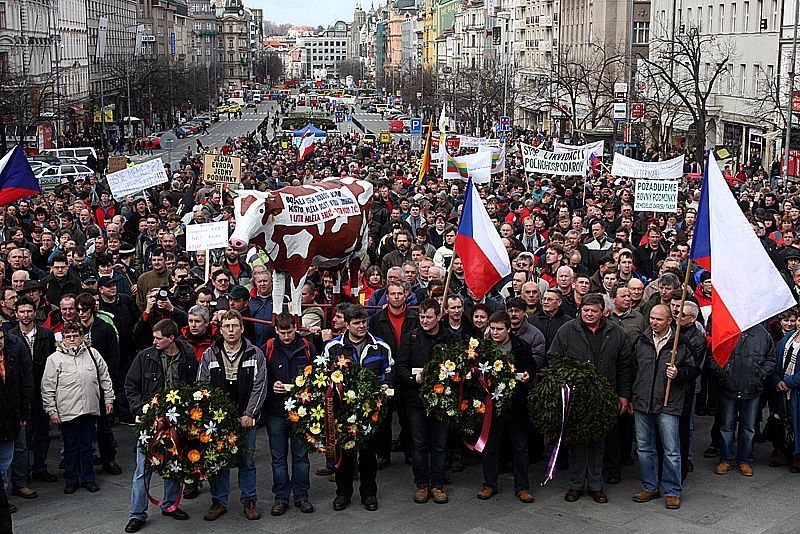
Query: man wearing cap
17 280 54 326
227 285 257 344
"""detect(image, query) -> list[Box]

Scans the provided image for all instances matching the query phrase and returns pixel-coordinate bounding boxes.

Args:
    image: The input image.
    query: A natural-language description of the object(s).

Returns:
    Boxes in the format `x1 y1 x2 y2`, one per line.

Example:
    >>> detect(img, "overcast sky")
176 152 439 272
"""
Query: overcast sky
256 0 362 27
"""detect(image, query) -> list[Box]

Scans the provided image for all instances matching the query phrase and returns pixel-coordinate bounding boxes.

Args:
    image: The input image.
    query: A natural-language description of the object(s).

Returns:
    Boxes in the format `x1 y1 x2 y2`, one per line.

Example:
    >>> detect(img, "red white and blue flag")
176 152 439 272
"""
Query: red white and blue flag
454 178 511 298
0 145 39 205
589 152 600 172
296 132 315 162
691 150 795 366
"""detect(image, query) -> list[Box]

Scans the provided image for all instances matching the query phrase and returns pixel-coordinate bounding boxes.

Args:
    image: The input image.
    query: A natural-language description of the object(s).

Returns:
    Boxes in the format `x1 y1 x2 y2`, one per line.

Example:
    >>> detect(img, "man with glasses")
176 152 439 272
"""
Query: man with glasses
76 292 122 476
198 310 267 522
135 247 172 311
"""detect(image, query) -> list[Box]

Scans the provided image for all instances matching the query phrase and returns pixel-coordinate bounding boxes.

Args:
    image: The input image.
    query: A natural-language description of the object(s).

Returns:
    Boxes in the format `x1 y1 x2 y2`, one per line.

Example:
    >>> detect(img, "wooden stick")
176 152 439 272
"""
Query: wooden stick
664 259 694 407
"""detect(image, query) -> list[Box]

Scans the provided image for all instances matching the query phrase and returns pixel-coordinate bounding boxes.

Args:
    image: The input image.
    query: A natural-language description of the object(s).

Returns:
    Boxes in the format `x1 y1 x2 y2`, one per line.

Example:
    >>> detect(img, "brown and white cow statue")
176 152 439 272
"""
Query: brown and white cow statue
229 177 373 319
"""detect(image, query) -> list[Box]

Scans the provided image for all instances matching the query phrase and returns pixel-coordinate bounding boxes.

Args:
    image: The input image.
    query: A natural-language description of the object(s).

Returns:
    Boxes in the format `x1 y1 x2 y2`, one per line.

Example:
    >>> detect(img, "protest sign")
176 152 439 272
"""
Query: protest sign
553 140 604 159
444 149 492 183
611 153 683 179
520 144 587 176
106 158 168 200
634 180 680 212
107 156 128 174
203 153 242 184
185 221 230 251
276 187 362 226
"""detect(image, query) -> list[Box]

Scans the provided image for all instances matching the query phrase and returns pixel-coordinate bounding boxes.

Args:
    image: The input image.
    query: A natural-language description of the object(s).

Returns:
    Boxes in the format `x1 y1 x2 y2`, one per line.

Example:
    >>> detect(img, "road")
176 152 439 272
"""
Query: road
12 414 800 533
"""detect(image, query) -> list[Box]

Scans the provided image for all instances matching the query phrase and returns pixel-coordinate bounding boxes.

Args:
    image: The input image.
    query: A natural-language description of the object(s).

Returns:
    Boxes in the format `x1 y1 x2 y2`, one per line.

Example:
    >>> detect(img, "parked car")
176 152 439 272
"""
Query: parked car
33 164 95 182
389 120 405 133
27 160 50 171
41 147 98 165
28 154 63 165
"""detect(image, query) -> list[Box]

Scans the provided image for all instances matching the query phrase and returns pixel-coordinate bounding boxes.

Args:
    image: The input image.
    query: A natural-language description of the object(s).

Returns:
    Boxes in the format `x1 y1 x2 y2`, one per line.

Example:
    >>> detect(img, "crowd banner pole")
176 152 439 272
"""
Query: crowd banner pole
204 249 210 283
664 259 694 407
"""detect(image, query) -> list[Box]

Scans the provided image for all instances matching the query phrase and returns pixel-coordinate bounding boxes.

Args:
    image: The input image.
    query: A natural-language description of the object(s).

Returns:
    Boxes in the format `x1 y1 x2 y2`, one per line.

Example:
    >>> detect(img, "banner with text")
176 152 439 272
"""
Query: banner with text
203 153 242 184
611 153 684 180
444 149 492 183
520 144 587 176
276 188 362 226
186 221 230 251
553 140 604 159
634 180 680 212
106 158 168 200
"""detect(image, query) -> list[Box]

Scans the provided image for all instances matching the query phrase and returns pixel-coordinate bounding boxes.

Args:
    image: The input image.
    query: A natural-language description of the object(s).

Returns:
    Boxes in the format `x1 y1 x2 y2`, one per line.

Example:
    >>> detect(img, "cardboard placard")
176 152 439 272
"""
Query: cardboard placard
107 156 128 174
203 153 242 184
185 221 230 251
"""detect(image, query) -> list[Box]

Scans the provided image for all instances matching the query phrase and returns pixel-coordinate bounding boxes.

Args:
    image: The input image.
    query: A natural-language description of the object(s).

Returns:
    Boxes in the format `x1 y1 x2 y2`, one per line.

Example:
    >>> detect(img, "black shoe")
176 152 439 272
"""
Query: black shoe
183 484 199 499
93 456 102 466
361 495 378 511
451 453 465 473
376 457 391 470
703 446 720 459
390 439 403 453
271 502 289 516
58 459 64 469
695 407 707 416
125 519 145 533
332 495 351 511
32 471 58 483
63 484 78 494
294 500 314 513
606 473 621 485
161 508 189 520
103 461 122 475
621 456 635 466
82 481 100 492
8 504 16 514
119 415 136 426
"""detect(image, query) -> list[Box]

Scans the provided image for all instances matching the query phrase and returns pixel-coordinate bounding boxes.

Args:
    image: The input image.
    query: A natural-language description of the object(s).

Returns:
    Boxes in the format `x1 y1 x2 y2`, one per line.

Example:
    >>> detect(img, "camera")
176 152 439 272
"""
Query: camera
156 288 170 301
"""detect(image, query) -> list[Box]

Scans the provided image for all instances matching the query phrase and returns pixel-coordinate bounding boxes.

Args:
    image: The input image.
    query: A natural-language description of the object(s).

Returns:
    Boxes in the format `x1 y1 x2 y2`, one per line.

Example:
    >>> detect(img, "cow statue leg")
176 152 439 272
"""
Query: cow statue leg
348 257 361 299
272 269 287 323
288 273 308 328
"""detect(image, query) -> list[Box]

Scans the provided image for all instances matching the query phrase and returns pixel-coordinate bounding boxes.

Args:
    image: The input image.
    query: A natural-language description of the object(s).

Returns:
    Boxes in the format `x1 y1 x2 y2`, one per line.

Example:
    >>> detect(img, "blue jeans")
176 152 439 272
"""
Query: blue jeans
129 447 181 521
61 415 96 486
407 405 448 489
719 395 760 465
209 426 257 507
265 415 310 503
634 411 682 497
0 440 14 490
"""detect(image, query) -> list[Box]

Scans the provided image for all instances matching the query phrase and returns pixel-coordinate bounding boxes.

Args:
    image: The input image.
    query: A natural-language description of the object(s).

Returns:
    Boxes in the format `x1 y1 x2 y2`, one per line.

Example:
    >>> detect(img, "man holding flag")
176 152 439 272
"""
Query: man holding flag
296 130 315 162
690 150 791 477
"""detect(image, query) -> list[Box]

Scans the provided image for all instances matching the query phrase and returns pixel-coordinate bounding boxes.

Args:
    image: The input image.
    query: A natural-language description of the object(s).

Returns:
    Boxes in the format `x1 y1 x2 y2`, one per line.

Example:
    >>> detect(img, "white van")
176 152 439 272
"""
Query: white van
42 147 98 164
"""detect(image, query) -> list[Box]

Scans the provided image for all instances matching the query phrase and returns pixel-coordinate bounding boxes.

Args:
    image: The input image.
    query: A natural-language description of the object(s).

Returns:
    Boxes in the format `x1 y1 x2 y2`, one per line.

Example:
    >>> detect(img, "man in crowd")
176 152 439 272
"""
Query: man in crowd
198 310 266 521
135 247 172 311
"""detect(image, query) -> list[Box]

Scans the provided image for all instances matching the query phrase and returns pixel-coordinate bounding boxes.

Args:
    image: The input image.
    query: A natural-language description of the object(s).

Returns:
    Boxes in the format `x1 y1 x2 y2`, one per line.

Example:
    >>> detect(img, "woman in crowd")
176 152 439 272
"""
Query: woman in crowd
41 321 114 494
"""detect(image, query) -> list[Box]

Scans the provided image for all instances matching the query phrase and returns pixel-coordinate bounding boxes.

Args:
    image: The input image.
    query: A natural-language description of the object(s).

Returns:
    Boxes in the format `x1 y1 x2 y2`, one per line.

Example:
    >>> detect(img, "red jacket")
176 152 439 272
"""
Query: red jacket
180 324 218 361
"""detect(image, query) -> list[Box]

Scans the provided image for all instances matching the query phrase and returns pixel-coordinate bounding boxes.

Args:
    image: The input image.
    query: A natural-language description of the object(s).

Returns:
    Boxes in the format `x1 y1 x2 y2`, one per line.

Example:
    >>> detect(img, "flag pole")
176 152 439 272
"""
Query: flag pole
663 258 694 407
442 179 470 302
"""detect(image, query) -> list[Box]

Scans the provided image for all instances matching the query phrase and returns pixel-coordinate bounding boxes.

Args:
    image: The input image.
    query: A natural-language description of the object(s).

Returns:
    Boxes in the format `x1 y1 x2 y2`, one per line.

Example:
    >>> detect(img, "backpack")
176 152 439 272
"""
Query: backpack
265 336 311 365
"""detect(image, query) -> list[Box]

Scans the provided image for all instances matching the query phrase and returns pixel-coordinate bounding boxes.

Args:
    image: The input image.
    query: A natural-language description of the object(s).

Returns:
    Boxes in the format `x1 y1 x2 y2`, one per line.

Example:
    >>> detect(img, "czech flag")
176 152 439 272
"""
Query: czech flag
296 132 315 162
691 150 795 366
589 152 600 172
0 145 39 205
454 178 511 298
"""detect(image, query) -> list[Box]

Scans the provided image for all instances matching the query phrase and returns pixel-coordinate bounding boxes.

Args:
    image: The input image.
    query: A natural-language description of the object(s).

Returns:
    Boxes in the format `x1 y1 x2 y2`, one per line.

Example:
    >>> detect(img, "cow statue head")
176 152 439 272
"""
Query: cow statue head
229 190 280 250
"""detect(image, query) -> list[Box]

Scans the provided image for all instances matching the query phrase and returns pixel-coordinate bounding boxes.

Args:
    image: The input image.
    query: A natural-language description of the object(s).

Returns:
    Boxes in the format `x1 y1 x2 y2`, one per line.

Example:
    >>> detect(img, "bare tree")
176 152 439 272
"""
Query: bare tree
0 68 57 152
642 25 736 165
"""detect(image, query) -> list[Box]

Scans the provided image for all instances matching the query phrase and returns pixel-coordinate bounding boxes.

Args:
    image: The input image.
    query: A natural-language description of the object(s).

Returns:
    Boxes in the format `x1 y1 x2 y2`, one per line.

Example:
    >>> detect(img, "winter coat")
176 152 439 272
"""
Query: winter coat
9 326 56 404
710 324 773 400
529 308 571 351
124 340 198 416
197 337 267 418
395 327 456 408
83 318 121 386
322 332 393 386
548 318 633 398
369 306 419 358
248 293 276 348
40 343 115 423
631 328 695 416
180 324 218 362
774 330 800 454
264 335 315 417
43 272 82 308
0 343 28 441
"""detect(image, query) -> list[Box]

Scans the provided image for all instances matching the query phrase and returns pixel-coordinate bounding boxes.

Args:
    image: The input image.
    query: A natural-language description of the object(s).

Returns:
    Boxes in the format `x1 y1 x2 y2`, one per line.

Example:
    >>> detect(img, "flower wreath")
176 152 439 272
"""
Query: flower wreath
285 353 387 457
136 385 242 484
421 338 518 439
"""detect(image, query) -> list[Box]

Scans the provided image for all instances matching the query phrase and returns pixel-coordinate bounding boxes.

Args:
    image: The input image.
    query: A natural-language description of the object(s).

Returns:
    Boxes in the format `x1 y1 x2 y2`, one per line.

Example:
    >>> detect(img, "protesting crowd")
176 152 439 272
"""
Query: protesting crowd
0 105 798 534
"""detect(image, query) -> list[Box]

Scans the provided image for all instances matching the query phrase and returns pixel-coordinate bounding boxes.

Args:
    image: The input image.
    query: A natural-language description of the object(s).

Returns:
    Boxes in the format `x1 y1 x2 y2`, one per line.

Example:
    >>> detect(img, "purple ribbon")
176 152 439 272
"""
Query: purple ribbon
542 384 571 486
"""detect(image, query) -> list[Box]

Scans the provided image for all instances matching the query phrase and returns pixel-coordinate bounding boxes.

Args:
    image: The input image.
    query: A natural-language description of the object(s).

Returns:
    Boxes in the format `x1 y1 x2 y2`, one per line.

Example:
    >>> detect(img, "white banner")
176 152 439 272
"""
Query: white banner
444 149 492 183
480 144 505 175
276 188 361 226
520 144 587 176
553 140 604 159
106 158 168 200
611 153 684 179
186 221 229 251
634 180 680 212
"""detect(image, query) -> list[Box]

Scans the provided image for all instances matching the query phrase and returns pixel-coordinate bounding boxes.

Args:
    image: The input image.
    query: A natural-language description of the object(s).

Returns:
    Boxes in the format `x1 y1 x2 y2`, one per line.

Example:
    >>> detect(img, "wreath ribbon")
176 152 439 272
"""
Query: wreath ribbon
324 381 344 467
541 384 571 486
459 370 493 453
146 416 183 513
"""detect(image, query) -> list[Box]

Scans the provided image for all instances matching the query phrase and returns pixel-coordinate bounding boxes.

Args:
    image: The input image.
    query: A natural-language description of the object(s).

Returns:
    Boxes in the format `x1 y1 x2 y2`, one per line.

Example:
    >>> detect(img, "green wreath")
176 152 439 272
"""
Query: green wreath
529 354 618 445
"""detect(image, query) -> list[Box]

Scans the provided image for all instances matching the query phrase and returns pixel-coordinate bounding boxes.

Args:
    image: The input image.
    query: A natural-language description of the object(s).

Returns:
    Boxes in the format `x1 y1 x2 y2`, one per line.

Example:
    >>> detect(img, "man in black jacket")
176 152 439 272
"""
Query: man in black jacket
0 329 29 515
76 292 121 475
477 311 537 503
264 312 315 516
124 319 195 533
529 289 571 351
369 281 418 467
395 299 454 505
9 297 56 498
549 293 633 504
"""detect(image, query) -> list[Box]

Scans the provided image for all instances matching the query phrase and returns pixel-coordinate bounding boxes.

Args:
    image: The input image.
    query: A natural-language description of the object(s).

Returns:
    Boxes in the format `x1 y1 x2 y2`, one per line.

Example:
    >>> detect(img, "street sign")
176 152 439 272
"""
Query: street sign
410 118 422 135
442 66 453 74
614 82 628 103
335 111 344 123
141 35 155 42
631 102 645 120
170 32 176 54
613 103 627 122
411 136 422 152
160 131 178 150
500 133 508 142
380 131 391 144
499 115 510 131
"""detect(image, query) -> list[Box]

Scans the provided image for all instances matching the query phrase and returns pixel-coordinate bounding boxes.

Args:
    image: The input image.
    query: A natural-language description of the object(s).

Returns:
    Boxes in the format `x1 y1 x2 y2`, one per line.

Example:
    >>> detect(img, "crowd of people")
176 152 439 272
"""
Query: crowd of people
1 100 798 533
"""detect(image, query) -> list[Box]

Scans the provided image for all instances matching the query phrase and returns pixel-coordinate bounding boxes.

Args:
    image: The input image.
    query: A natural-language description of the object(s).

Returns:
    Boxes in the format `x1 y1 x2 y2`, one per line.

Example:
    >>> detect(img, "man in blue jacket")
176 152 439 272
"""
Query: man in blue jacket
264 312 315 516
323 304 392 512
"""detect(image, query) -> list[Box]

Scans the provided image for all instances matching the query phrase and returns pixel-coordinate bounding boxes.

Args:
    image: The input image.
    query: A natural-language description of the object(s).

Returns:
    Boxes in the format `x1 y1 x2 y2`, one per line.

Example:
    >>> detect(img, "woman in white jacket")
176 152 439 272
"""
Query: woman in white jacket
41 322 114 494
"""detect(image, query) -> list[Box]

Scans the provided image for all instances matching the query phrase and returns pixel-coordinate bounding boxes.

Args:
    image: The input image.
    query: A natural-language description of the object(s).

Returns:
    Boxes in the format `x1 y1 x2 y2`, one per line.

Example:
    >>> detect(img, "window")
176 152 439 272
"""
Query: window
697 6 702 26
0 51 7 74
739 64 746 95
0 2 6 28
687 7 692 24
754 64 760 94
772 0 778 28
767 63 775 84
743 1 749 30
708 5 713 31
719 4 725 32
731 3 737 31
632 21 649 43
